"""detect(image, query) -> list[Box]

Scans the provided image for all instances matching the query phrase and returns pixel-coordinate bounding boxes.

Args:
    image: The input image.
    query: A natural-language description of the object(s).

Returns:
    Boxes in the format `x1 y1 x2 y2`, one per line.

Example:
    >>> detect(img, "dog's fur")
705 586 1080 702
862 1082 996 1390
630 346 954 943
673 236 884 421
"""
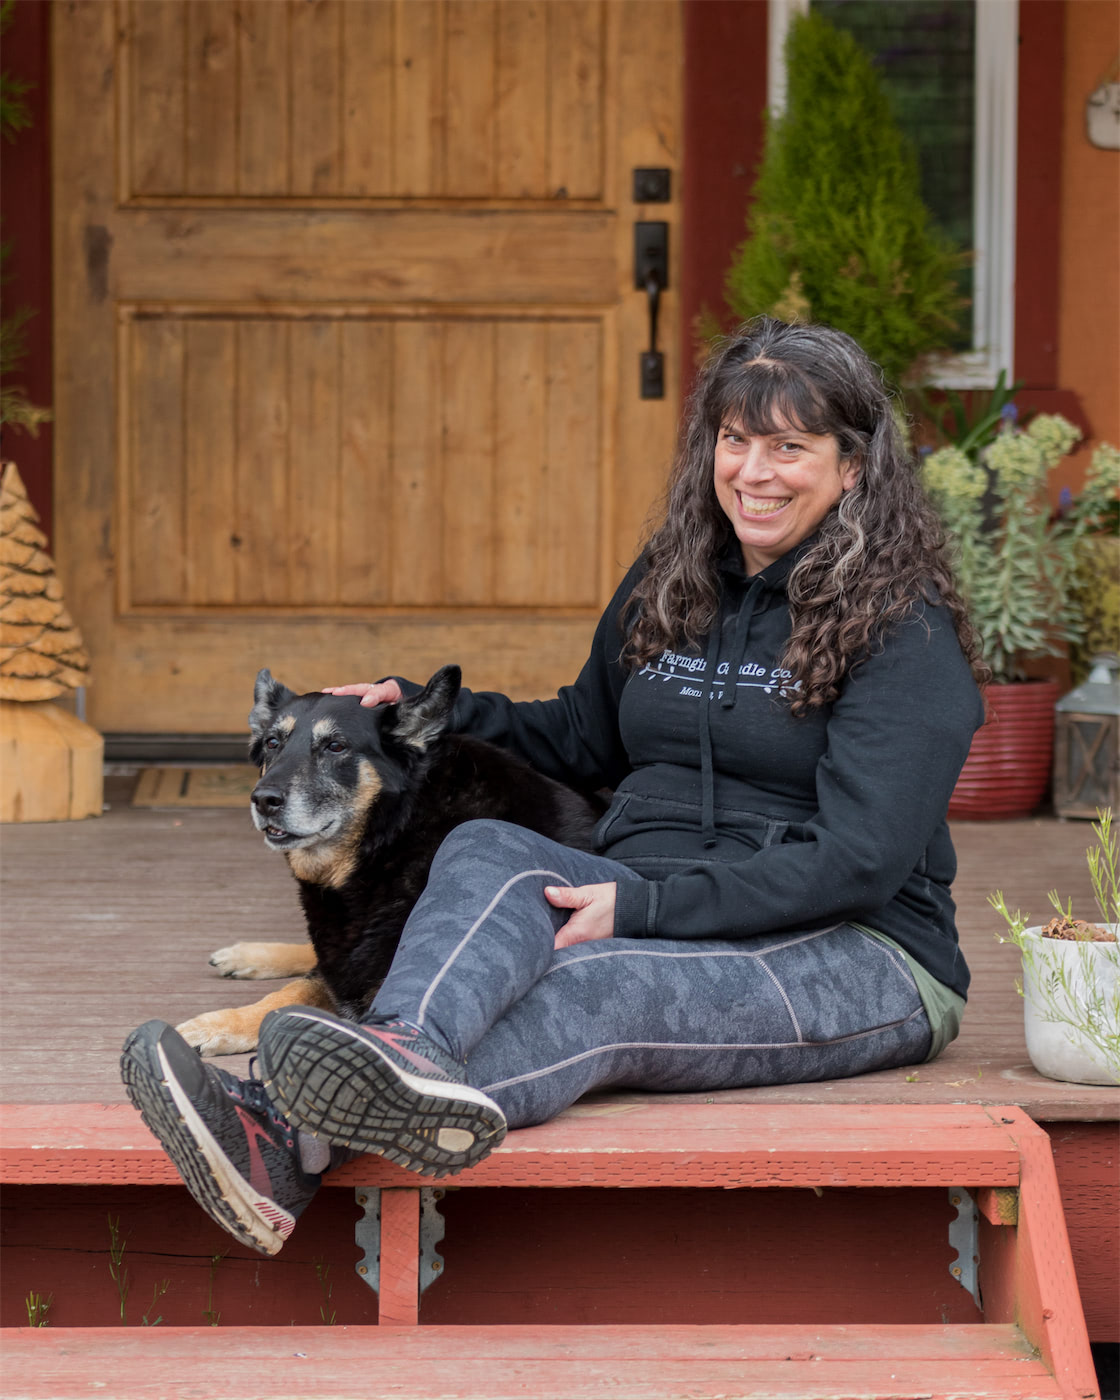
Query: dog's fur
176 666 602 1055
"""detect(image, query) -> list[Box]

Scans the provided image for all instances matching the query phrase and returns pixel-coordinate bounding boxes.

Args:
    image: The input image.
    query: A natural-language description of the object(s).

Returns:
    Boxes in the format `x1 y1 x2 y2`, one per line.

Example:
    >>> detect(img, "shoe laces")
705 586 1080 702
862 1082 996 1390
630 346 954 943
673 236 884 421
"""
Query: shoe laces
363 1011 406 1028
237 1065 293 1133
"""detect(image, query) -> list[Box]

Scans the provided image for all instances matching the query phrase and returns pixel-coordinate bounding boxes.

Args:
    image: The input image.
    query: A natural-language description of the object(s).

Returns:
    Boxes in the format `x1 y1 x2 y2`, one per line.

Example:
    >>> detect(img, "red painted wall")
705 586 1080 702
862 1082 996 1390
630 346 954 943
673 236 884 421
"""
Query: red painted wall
1015 0 1065 390
0 0 52 533
1056 0 1120 464
679 0 769 397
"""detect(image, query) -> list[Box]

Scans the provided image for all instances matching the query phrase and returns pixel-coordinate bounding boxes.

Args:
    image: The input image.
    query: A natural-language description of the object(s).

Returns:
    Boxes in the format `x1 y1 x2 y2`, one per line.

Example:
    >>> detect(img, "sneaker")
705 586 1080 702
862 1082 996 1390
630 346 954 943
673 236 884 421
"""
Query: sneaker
120 1019 321 1256
257 1007 507 1177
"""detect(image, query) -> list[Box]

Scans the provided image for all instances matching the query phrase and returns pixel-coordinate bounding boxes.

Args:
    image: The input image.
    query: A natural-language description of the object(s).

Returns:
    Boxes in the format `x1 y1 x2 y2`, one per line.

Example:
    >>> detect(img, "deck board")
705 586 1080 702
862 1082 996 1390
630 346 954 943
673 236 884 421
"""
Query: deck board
2 783 1117 1118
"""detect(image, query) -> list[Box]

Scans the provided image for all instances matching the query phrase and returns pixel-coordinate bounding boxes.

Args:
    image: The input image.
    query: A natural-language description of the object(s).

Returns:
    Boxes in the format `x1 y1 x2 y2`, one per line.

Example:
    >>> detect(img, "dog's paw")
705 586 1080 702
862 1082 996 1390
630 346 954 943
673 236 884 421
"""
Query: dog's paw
176 1011 259 1057
209 941 316 980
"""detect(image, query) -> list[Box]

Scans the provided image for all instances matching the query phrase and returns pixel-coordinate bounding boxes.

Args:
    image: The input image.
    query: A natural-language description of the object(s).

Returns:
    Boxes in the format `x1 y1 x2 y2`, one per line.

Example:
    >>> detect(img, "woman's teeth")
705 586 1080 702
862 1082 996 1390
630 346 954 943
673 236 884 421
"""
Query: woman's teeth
739 494 791 517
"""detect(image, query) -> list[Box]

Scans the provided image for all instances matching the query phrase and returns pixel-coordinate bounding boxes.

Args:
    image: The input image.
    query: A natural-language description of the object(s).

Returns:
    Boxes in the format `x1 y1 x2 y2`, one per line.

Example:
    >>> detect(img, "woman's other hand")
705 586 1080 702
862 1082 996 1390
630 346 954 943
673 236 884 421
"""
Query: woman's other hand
546 882 616 948
321 680 404 708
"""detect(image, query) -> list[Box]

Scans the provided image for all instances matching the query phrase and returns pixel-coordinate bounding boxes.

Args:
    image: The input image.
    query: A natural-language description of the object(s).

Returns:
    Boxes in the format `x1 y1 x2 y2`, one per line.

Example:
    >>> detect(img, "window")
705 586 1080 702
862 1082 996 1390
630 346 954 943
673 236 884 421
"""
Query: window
768 0 1019 387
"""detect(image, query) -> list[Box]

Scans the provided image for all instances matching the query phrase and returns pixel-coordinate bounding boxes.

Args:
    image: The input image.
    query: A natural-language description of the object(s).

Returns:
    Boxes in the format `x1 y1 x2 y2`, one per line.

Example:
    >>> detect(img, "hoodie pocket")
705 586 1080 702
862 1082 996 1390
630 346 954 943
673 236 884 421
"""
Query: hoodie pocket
596 790 784 862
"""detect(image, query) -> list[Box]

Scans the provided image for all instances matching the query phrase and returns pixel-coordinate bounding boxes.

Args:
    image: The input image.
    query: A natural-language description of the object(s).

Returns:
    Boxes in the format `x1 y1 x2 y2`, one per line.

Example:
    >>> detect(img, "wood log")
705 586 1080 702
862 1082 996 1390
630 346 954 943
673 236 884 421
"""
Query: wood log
0 700 103 822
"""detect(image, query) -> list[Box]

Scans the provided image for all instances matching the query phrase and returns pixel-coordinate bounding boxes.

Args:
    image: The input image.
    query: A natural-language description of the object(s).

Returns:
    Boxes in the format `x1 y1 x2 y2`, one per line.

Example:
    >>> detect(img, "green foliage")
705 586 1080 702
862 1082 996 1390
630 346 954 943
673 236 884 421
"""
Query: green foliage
0 2 31 142
314 1257 338 1326
25 1290 52 1327
725 10 968 388
0 298 50 435
106 1214 169 1325
990 809 1120 1084
915 371 1028 458
0 2 49 435
107 1214 131 1323
203 1251 226 1327
142 1279 169 1327
923 421 1120 682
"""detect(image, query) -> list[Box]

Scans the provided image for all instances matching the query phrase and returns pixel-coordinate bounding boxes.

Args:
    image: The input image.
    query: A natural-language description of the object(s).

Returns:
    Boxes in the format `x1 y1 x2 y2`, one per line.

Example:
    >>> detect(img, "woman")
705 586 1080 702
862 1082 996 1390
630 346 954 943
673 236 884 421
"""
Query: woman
121 317 987 1258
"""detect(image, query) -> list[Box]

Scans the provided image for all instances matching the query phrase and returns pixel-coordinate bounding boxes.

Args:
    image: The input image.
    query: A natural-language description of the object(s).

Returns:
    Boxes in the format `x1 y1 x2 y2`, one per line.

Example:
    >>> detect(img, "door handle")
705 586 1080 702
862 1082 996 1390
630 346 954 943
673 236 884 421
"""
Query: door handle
634 221 668 399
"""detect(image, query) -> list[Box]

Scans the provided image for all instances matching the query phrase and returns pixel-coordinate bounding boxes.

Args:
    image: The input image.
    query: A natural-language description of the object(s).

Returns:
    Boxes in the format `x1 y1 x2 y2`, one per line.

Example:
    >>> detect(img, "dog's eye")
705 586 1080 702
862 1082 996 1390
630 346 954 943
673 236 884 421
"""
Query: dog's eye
326 740 348 755
265 736 280 750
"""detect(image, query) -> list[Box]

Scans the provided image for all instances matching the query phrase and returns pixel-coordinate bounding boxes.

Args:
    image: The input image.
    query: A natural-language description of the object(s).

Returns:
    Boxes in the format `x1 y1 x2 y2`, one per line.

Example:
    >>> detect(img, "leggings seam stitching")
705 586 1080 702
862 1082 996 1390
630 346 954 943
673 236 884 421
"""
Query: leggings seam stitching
416 867 572 1025
479 1005 929 1093
852 926 915 987
541 925 843 977
757 956 804 1043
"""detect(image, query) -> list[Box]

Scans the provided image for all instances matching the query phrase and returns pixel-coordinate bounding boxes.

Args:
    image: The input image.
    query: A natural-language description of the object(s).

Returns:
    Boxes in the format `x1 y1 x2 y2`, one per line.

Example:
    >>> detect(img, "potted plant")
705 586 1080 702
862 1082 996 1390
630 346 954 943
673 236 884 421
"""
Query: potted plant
990 809 1119 1086
922 417 1120 818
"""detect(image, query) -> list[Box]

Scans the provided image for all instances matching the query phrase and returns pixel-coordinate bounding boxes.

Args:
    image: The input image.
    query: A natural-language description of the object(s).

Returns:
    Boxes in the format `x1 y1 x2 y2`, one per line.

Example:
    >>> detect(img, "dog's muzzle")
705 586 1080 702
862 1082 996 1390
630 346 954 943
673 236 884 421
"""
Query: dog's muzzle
251 784 336 847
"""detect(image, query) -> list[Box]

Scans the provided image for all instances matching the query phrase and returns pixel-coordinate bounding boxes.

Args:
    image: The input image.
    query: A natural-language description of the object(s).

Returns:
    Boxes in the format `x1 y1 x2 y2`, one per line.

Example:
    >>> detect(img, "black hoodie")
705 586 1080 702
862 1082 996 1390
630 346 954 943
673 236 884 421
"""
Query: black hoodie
425 543 984 999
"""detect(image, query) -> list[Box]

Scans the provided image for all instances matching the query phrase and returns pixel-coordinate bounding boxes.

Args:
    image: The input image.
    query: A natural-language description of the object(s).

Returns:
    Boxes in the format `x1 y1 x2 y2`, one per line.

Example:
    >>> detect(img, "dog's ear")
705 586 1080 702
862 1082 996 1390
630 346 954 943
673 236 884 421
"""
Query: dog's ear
248 668 298 738
386 665 462 752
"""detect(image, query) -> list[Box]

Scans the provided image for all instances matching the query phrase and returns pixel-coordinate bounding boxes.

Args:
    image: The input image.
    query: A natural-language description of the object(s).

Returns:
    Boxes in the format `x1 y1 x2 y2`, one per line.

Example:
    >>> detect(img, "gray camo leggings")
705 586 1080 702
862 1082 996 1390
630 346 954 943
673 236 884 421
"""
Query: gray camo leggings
369 820 932 1129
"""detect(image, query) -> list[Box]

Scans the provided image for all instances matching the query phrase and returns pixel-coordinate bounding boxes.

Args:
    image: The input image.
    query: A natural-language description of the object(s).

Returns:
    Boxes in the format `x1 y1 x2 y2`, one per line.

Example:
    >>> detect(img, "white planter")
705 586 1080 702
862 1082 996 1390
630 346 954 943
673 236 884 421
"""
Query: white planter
1020 925 1120 1085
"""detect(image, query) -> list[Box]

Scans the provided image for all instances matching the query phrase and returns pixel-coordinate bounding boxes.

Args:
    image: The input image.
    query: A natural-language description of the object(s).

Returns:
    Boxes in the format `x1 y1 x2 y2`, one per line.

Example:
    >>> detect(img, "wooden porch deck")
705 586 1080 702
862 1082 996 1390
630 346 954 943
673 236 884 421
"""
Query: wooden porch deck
1 773 1117 1120
2 776 1118 1356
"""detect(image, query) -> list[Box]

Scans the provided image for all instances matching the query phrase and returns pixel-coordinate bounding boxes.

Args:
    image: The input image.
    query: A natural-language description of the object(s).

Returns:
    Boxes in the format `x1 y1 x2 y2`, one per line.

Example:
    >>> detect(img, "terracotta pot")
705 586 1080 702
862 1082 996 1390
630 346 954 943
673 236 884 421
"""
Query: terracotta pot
948 679 1060 820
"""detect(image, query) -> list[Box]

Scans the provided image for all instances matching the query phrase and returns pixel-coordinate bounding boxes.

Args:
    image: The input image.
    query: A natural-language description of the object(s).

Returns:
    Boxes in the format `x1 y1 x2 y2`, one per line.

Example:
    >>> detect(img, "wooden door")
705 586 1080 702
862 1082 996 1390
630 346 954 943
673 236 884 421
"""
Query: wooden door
52 0 681 734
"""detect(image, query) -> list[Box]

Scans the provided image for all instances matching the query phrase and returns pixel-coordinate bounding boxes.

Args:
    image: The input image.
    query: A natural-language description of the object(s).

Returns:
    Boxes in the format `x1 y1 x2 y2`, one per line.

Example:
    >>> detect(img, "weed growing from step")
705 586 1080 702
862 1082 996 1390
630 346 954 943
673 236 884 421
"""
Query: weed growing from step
24 1291 52 1327
203 1251 226 1327
106 1214 170 1325
107 1215 130 1323
314 1258 337 1326
142 1279 169 1327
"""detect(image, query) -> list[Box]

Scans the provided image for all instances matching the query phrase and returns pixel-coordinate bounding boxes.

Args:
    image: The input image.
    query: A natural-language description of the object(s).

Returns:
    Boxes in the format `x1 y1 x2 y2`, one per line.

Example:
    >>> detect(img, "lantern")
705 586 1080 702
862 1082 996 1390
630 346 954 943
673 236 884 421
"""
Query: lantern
1052 656 1120 819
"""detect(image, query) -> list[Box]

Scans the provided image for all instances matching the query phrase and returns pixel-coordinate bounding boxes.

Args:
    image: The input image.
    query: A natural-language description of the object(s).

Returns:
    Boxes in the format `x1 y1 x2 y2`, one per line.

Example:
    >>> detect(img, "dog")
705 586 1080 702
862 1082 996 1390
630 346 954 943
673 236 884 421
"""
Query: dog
175 665 603 1055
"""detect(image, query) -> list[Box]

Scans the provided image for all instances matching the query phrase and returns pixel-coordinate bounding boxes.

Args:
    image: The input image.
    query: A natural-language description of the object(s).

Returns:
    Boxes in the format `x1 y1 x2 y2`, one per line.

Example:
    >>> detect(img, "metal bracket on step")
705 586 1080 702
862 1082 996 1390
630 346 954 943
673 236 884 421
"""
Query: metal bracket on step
354 1187 447 1298
948 1186 981 1309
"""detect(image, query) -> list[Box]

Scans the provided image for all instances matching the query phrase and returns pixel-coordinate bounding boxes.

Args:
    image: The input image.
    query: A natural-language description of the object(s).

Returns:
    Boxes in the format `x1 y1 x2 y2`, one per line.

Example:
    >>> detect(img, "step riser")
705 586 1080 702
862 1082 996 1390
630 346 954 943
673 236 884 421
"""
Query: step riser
2 1183 989 1330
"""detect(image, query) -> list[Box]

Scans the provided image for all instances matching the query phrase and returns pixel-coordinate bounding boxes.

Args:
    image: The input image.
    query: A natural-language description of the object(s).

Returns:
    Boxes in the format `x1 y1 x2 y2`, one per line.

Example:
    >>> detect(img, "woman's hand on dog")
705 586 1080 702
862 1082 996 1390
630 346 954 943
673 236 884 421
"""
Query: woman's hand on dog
546 882 616 948
321 680 404 708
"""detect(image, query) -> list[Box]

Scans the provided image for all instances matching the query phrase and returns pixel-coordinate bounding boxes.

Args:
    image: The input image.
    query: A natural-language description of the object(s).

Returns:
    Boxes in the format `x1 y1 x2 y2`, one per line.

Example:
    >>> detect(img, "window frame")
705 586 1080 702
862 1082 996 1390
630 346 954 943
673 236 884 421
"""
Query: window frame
767 0 1019 388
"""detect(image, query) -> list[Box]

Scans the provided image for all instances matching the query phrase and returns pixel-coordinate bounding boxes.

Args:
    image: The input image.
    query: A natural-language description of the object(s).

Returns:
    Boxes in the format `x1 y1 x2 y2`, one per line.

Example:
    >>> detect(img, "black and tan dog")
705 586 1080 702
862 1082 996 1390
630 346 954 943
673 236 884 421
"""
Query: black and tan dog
176 665 601 1055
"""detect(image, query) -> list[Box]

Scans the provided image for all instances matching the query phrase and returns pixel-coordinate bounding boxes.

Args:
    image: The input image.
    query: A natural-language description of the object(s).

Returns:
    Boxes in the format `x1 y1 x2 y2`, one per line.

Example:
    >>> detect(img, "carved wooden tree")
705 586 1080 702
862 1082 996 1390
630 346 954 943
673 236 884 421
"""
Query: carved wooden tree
0 461 102 821
0 461 90 699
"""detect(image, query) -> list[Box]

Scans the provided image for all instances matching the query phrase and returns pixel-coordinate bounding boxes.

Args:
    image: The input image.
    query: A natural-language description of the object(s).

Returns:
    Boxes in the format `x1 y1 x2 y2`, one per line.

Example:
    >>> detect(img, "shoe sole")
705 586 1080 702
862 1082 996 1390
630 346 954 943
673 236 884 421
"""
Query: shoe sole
258 1009 506 1177
120 1023 293 1256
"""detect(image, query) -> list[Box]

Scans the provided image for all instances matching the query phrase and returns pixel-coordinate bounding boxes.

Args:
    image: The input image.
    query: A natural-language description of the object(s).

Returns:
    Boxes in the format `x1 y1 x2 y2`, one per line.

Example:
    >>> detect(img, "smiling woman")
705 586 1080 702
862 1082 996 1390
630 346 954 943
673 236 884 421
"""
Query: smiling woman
120 317 992 1267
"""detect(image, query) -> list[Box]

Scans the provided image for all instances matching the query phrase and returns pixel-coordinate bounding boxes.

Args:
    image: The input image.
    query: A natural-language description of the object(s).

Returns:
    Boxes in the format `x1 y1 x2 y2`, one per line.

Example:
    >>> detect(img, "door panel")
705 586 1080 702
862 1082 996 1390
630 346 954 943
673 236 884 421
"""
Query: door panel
119 311 604 612
53 0 681 733
124 0 609 203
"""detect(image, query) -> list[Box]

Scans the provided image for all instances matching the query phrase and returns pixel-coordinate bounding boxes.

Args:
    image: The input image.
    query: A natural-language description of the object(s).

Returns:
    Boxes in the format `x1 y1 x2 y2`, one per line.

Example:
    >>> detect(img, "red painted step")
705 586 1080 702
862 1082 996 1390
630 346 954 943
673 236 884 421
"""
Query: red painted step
0 1102 1099 1398
4 1322 1067 1400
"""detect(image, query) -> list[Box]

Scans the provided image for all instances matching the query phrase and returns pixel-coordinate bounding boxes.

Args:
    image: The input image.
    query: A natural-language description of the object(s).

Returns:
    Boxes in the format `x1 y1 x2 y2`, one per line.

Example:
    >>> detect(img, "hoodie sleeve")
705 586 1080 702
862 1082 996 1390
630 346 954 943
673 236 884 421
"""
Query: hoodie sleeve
392 560 646 793
612 603 985 940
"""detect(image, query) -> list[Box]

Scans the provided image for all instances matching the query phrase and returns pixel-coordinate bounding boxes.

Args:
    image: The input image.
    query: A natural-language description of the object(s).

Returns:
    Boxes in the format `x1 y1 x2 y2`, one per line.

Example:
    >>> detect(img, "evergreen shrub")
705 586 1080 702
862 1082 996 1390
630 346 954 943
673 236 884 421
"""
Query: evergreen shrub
725 10 968 388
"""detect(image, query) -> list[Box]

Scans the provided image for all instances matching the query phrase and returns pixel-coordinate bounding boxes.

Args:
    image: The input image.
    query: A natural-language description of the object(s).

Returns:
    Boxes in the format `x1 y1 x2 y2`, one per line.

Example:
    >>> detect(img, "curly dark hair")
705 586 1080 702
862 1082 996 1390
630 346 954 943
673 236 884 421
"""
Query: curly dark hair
624 317 990 715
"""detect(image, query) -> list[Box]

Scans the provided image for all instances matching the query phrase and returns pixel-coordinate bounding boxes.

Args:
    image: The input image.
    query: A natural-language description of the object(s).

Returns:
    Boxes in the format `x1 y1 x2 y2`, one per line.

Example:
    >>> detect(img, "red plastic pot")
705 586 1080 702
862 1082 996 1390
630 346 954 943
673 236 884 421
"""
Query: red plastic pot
948 679 1060 820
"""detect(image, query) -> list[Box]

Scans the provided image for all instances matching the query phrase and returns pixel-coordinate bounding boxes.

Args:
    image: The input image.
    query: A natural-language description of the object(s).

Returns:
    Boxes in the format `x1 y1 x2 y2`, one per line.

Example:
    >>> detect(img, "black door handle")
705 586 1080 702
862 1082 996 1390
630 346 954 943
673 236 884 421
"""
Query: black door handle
635 221 668 400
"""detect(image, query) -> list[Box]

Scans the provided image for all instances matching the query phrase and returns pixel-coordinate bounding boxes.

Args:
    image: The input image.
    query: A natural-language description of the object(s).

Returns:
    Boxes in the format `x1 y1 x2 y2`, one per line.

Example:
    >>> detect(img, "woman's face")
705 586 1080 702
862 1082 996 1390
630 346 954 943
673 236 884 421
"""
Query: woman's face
713 416 860 575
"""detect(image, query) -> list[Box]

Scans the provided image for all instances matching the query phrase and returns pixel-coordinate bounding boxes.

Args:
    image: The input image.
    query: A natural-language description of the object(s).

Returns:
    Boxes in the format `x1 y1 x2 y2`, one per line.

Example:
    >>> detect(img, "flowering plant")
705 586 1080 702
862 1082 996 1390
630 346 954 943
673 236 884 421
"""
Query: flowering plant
922 413 1120 683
